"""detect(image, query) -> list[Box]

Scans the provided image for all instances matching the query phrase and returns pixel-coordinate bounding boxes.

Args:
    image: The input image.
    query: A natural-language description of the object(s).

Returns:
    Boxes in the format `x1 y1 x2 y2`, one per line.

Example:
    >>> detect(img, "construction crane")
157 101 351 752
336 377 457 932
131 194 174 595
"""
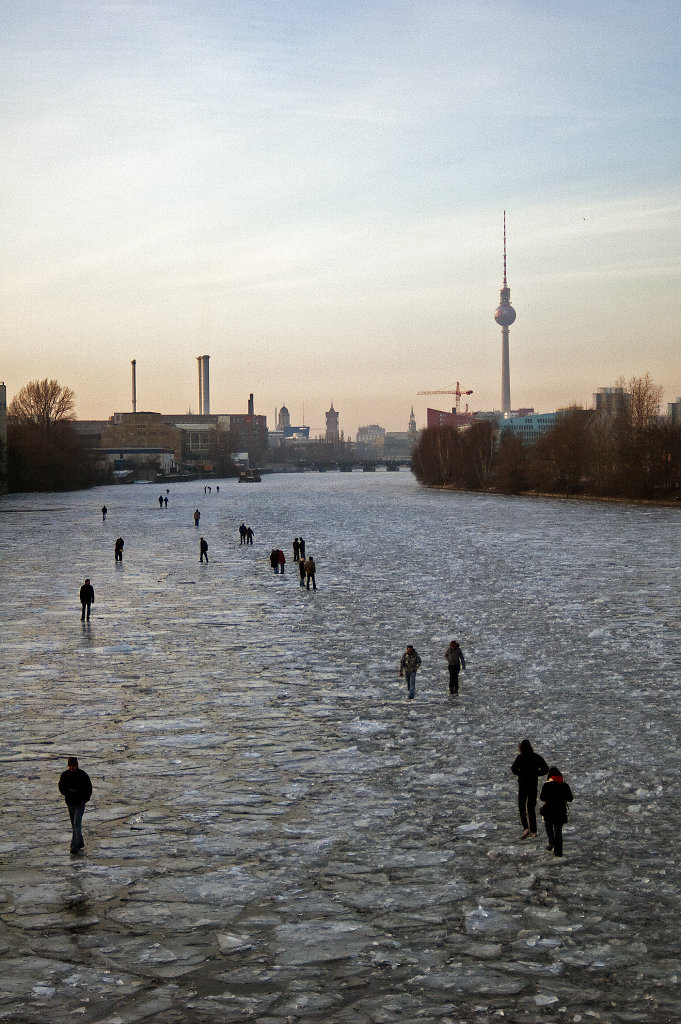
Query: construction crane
417 381 473 413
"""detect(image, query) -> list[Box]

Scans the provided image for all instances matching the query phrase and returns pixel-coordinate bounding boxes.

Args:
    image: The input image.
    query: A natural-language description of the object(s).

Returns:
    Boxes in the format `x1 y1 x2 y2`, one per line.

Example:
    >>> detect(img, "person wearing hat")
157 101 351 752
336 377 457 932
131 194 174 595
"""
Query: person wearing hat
540 767 574 857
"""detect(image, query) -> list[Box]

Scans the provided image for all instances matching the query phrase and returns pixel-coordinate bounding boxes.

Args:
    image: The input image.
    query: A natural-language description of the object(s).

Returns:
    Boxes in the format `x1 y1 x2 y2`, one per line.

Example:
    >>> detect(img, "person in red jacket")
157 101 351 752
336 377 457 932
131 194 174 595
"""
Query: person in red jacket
540 767 574 857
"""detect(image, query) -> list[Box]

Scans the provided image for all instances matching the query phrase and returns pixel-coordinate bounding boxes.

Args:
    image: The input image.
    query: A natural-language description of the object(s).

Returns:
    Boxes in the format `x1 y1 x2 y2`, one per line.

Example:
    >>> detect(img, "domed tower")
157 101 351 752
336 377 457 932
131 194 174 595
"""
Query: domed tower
494 212 516 415
277 404 291 431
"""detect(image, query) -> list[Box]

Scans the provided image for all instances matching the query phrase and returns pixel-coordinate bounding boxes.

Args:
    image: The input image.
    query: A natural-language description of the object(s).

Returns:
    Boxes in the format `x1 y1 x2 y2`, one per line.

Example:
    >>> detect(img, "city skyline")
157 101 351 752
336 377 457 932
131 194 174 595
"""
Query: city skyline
1 1 680 437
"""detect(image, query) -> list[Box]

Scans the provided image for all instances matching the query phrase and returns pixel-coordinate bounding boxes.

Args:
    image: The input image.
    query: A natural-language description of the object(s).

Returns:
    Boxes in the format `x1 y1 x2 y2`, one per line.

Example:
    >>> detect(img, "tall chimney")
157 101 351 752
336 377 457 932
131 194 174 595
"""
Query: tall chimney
197 355 210 416
248 393 254 417
131 360 137 413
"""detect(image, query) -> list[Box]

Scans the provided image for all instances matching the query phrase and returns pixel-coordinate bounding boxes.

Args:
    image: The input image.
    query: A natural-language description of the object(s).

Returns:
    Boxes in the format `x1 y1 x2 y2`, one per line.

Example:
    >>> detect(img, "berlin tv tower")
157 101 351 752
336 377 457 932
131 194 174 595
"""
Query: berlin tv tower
494 212 516 415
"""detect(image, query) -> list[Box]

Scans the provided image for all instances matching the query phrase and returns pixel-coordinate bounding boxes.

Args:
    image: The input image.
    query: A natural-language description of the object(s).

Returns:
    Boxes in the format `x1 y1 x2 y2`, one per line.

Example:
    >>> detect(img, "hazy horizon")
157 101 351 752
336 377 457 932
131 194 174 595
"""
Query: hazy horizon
2 1 680 436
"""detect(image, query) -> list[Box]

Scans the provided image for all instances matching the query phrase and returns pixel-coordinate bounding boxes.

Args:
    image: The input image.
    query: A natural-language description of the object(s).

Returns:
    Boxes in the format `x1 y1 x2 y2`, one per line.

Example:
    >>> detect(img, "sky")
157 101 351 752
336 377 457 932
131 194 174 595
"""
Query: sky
1 0 680 437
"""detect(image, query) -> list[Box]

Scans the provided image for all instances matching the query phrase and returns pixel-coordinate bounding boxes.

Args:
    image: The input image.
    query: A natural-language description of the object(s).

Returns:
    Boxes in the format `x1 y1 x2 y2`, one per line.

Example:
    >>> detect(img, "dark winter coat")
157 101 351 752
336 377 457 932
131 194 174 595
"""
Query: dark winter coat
59 768 93 806
540 777 573 823
445 644 466 669
80 584 95 604
511 751 549 788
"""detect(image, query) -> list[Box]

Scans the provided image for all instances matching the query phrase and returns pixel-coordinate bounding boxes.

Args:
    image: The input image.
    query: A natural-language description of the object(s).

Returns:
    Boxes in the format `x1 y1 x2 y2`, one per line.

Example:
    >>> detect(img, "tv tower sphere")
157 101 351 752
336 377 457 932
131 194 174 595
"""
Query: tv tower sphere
494 298 516 327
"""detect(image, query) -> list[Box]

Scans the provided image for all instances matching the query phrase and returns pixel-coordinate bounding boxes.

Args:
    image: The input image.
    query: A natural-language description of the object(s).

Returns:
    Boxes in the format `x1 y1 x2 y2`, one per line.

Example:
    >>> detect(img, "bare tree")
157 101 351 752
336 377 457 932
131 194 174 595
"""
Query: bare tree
616 374 664 496
8 378 75 431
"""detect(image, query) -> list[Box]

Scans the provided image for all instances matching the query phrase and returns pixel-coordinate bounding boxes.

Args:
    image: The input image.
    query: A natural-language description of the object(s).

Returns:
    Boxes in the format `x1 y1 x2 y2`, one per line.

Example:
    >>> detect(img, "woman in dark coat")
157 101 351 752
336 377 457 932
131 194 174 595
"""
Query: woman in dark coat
540 766 573 857
511 738 549 839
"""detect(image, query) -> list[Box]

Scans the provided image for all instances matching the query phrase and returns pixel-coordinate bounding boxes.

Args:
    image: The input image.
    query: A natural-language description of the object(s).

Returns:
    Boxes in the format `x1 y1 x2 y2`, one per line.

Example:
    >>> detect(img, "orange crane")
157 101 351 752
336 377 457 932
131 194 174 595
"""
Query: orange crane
417 381 473 413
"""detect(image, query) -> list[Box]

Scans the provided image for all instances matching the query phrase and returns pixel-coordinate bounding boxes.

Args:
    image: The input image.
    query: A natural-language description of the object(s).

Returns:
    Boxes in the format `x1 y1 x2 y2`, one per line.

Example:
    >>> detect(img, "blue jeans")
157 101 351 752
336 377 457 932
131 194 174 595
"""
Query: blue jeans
405 671 416 697
68 802 85 852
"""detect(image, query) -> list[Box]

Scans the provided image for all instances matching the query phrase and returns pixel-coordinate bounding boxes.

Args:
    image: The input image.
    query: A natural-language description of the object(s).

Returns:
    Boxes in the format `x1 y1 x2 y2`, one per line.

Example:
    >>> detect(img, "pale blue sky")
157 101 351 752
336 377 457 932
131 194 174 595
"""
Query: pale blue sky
1 0 680 434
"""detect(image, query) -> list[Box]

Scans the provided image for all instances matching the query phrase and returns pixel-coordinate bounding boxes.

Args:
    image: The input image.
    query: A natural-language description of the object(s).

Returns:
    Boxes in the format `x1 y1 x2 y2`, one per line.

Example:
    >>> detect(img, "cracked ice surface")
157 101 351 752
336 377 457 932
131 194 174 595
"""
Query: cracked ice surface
1 472 680 1023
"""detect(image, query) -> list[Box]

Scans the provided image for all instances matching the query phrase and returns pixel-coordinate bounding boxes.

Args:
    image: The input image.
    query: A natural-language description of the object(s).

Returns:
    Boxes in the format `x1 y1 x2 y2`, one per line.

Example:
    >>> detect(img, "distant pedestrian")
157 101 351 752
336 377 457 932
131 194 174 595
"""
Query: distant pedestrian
540 766 574 857
299 537 306 560
292 537 300 561
194 510 201 528
445 640 466 695
304 555 316 590
239 523 247 544
270 549 280 573
216 485 219 494
278 549 286 573
163 496 168 507
158 494 164 508
299 556 306 587
200 537 208 563
399 645 421 699
101 506 107 521
246 526 254 545
114 537 124 562
511 739 549 839
58 756 92 855
79 578 94 621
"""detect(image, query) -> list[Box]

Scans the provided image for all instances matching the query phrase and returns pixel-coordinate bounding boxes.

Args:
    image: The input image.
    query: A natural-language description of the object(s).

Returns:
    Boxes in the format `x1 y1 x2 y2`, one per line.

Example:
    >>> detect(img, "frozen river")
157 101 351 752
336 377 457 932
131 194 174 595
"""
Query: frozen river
1 471 680 1023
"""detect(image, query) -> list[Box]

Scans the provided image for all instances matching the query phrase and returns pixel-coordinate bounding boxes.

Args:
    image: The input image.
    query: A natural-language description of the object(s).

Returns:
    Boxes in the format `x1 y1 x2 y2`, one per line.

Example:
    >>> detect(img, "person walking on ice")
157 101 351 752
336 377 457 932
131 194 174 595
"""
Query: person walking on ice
79 578 94 621
540 766 573 857
101 505 107 521
194 509 201 528
445 640 466 695
511 738 549 839
304 555 316 590
399 645 421 699
299 555 306 587
58 756 92 855
114 537 124 562
200 537 208 563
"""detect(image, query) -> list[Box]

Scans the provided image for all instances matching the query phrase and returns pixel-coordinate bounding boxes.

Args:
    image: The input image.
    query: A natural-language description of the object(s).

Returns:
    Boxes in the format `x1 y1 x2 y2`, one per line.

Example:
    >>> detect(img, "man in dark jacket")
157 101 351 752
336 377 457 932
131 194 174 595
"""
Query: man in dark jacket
540 767 574 857
58 756 93 855
200 537 208 563
79 579 94 621
511 739 549 839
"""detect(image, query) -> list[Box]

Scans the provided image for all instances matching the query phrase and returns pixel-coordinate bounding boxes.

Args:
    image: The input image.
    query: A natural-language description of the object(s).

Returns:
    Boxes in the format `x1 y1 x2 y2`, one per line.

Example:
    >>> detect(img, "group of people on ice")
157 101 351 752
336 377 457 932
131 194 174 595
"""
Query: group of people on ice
399 645 574 857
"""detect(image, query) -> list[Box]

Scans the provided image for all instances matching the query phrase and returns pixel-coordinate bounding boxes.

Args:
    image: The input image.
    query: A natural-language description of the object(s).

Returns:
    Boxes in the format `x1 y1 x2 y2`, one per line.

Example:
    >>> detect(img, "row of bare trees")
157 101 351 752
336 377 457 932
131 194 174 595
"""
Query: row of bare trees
413 375 681 501
5 379 103 492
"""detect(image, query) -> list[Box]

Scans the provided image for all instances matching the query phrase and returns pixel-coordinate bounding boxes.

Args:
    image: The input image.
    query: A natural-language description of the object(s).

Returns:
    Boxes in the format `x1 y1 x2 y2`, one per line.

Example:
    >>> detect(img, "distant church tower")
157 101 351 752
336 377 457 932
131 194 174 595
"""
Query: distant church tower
494 212 516 415
325 403 339 442
408 407 416 438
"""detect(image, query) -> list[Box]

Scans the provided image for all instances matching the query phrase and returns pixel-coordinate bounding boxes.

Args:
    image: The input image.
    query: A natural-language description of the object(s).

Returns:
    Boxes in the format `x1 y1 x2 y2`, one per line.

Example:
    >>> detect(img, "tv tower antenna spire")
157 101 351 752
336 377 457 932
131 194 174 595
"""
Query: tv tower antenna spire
494 211 516 415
